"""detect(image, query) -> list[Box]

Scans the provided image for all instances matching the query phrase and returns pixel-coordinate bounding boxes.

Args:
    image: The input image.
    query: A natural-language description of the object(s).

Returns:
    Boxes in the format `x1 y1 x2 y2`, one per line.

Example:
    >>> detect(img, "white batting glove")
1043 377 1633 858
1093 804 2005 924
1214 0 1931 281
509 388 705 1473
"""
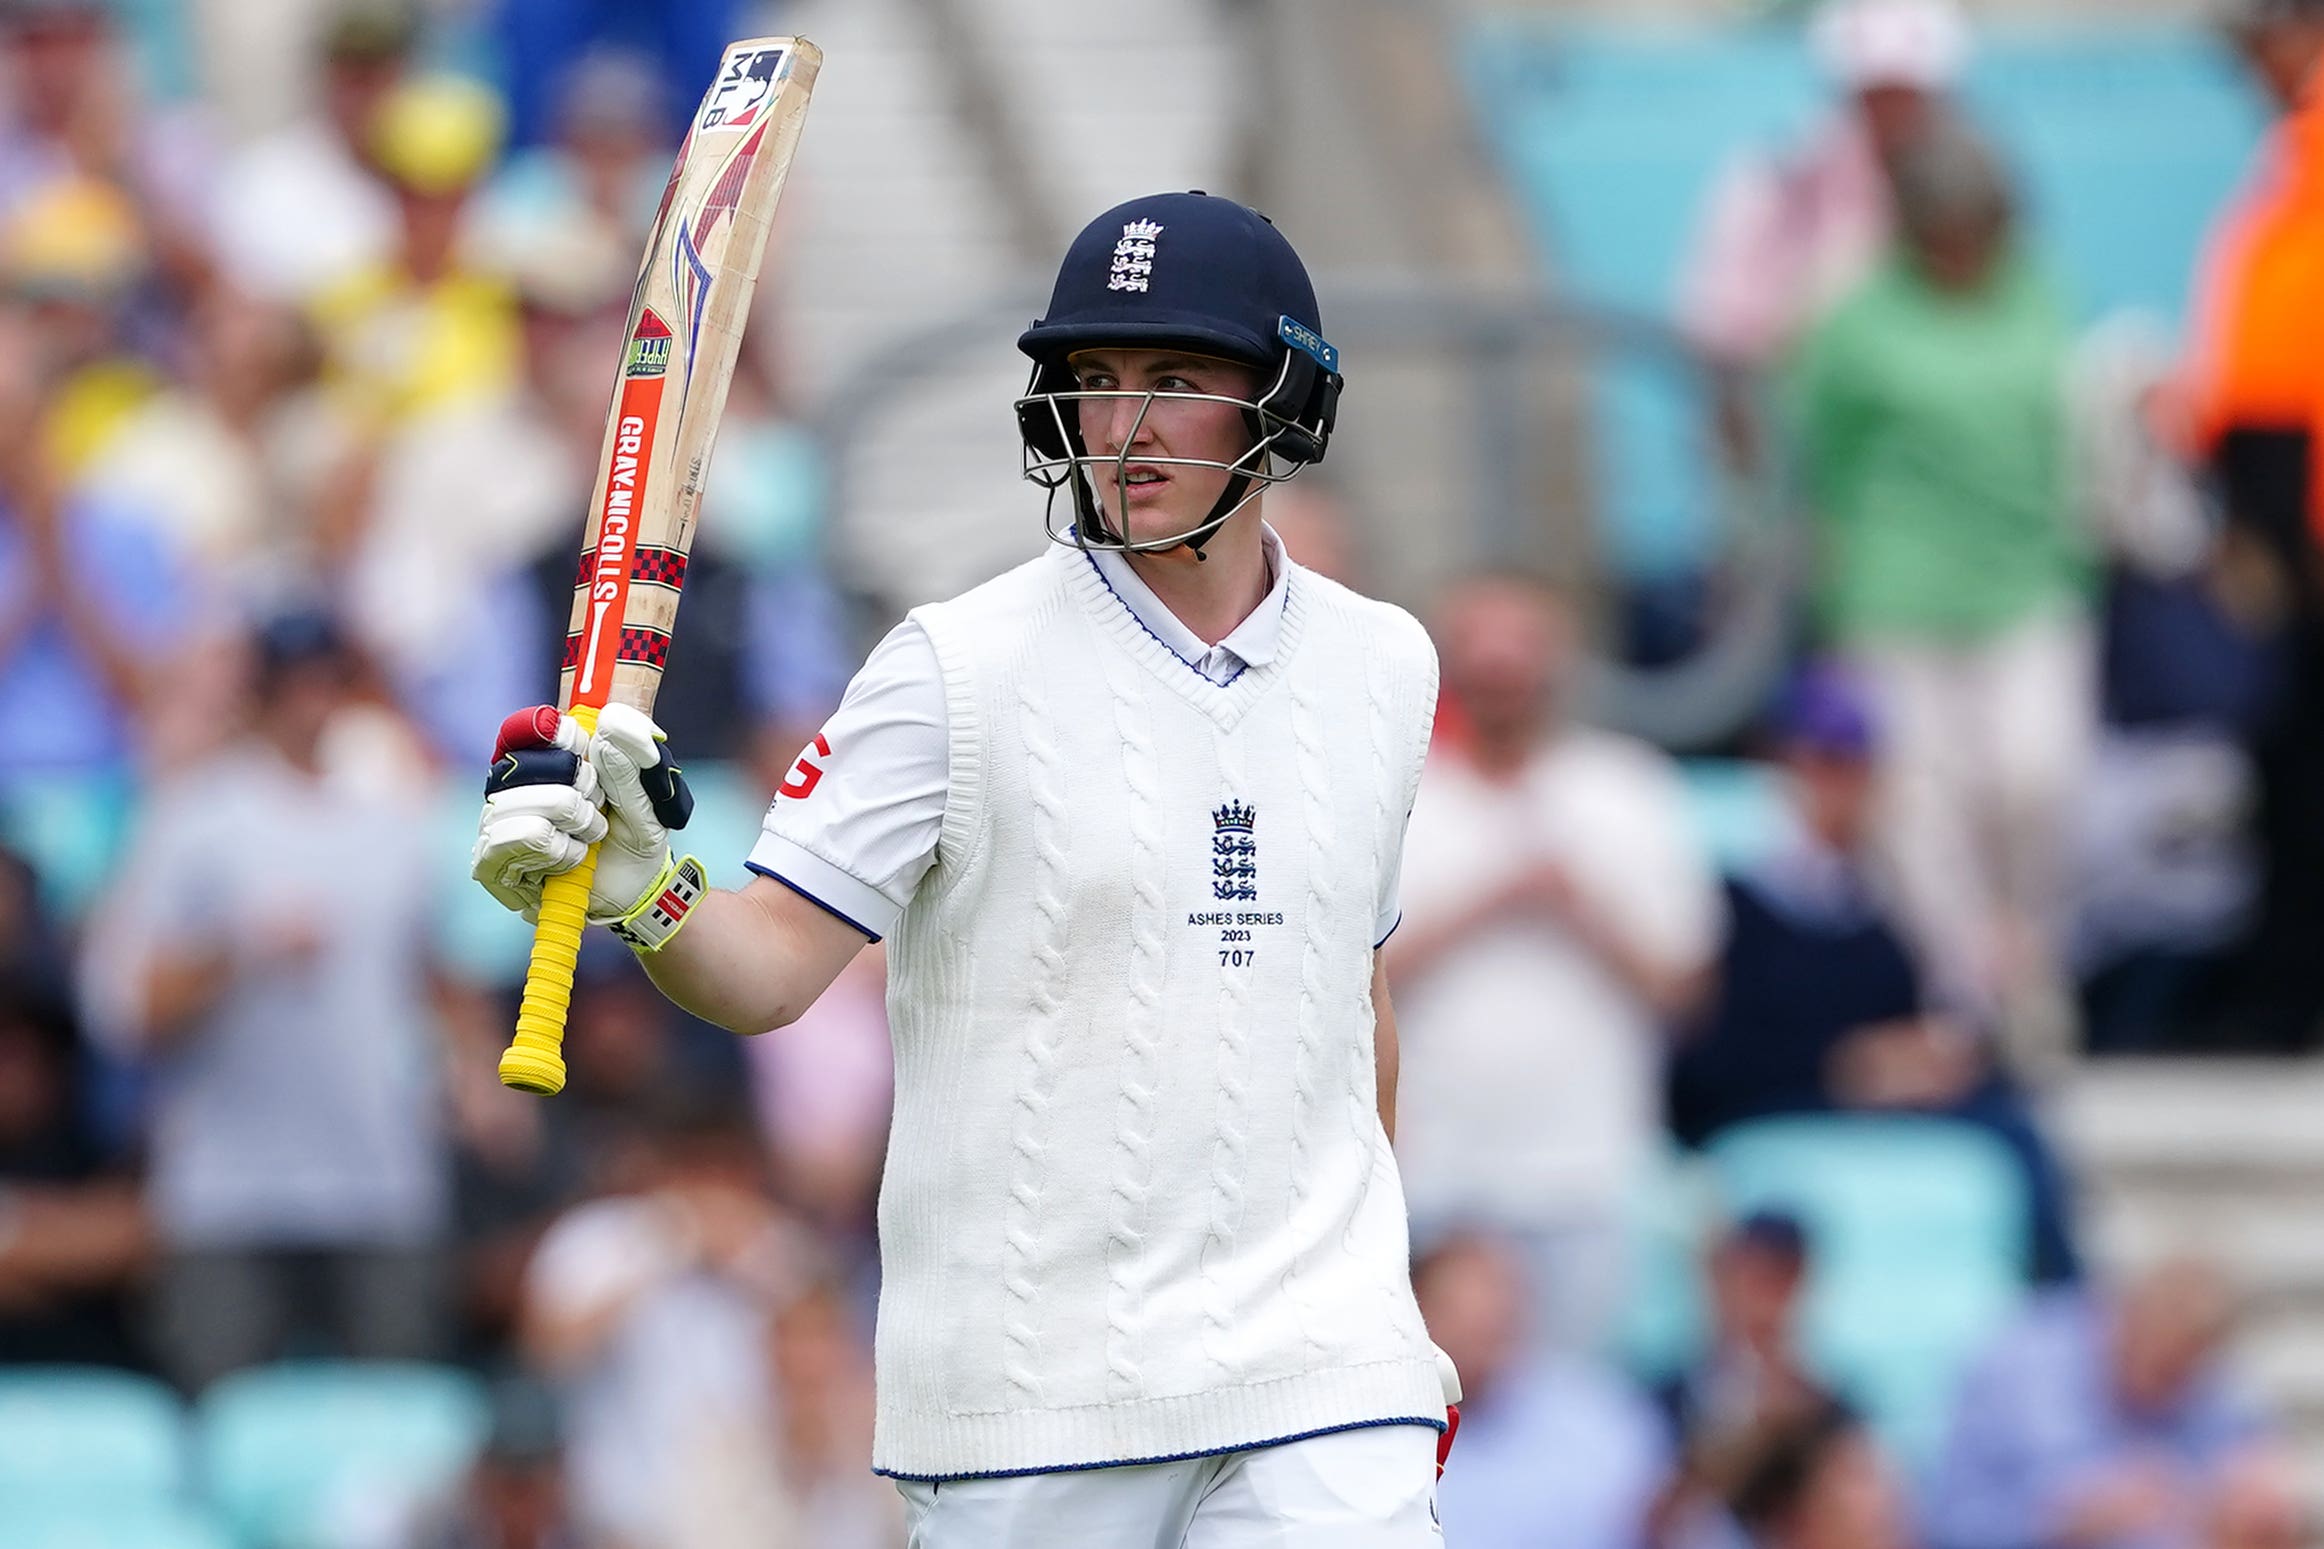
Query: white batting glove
585 704 706 951
473 706 605 920
472 704 704 950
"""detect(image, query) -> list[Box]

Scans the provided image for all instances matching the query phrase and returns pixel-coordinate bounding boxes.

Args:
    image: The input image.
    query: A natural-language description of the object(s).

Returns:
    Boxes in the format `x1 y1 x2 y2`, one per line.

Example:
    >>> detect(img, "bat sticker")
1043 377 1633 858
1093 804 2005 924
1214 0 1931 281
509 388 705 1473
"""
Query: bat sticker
625 312 672 377
574 310 673 700
697 45 786 131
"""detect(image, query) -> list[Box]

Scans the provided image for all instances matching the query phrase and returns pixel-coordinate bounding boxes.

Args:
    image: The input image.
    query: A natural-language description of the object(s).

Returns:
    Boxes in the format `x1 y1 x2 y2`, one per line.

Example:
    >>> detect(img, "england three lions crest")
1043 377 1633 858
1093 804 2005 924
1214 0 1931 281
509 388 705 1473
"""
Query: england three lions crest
1108 219 1162 293
1212 799 1257 902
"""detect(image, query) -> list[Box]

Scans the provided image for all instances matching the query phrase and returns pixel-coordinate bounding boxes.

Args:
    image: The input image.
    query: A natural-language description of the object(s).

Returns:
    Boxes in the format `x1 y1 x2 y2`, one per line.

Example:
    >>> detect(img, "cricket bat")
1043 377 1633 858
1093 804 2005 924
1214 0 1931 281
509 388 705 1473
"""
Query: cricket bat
499 37 821 1096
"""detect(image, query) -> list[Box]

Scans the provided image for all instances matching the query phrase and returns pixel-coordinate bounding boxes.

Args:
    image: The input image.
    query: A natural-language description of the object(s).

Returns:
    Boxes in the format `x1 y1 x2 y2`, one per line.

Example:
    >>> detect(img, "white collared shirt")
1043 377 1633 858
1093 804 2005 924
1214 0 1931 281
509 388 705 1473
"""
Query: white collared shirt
748 525 1396 942
1083 527 1289 688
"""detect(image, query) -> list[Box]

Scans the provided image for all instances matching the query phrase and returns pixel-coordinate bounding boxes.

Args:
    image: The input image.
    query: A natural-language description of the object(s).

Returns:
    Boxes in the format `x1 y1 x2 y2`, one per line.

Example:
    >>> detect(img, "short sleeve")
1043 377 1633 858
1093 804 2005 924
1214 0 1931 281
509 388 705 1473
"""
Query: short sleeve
747 619 949 940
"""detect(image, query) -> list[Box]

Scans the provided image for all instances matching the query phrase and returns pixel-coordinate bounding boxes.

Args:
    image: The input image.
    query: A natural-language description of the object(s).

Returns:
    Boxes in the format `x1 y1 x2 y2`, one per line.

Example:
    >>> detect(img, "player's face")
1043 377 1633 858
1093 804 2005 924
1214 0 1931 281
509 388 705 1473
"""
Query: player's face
1069 348 1263 547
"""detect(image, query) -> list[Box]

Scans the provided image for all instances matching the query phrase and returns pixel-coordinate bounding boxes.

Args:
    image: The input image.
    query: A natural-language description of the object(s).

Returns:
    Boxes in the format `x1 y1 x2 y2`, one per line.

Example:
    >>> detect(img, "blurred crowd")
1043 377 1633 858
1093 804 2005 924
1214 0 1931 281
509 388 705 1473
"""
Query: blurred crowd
2 0 2324 1545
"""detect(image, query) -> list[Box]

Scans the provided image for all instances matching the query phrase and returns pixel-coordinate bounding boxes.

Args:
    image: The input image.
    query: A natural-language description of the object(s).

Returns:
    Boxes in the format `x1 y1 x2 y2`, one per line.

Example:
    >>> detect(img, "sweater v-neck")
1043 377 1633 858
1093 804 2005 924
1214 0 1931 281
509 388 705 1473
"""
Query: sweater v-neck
1057 544 1307 729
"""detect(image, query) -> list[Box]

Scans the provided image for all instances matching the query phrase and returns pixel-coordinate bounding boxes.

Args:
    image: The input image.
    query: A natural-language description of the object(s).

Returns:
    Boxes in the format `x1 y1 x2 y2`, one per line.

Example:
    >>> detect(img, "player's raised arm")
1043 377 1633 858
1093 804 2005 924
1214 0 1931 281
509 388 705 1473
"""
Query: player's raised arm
634 873 868 1035
472 704 866 1034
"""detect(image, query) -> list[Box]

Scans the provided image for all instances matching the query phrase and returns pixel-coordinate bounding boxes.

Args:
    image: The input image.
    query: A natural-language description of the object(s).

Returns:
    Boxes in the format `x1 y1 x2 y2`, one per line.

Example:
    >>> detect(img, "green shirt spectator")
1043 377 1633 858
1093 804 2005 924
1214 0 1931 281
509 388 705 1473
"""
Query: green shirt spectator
1790 250 2088 643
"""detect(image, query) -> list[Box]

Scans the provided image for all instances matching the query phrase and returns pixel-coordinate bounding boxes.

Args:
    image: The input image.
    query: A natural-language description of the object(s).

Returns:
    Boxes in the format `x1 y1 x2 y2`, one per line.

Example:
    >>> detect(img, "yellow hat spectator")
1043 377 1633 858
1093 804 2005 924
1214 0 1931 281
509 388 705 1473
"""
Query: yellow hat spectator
0 176 144 298
371 74 506 196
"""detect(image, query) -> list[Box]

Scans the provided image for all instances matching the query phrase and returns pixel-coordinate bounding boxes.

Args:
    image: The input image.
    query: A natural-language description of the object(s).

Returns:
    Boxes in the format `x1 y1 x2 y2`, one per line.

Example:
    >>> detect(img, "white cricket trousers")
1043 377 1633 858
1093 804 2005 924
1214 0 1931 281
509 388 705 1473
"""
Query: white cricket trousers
892 1423 1443 1548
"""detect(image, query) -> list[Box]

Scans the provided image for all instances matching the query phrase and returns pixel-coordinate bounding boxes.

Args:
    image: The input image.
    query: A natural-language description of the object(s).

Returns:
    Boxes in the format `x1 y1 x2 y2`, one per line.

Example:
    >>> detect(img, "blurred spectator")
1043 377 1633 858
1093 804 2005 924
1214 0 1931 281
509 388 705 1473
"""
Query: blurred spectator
445 937 744 1362
681 1271 905 1548
86 608 450 1391
1678 0 1966 467
1668 667 2081 1279
1660 1213 1839 1449
1789 120 2092 1071
2177 0 2324 456
1416 1230 1669 1549
519 1092 797 1549
0 290 202 816
82 287 321 578
4 175 164 480
742 945 891 1241
1926 1259 2297 1549
1390 575 1720 1351
0 962 147 1366
1645 1215 1842 1549
489 0 744 150
309 72 519 432
406 1374 586 1549
0 0 215 291
1722 1402 1920 1549
210 0 413 305
477 48 672 264
758 1277 903 1547
2172 0 2324 1049
2067 320 2265 1052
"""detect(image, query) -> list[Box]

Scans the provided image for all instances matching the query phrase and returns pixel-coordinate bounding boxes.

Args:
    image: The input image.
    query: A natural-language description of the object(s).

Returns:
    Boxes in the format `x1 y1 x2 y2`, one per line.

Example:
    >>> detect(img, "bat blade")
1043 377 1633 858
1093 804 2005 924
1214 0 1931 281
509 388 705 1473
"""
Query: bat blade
502 36 820 1097
560 36 820 721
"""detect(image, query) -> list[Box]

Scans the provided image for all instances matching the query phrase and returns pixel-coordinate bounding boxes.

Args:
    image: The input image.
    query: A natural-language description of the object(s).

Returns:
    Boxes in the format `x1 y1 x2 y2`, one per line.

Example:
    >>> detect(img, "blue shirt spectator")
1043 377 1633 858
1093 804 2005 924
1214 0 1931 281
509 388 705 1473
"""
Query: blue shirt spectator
1925 1267 2286 1549
0 492 194 787
1415 1230 1669 1549
1670 665 2083 1283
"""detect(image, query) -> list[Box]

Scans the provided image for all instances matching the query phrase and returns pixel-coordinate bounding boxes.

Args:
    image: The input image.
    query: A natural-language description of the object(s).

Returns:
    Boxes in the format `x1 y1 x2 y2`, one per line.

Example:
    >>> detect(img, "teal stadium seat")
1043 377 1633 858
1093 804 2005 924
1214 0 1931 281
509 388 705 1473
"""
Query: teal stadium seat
197 1362 489 1549
1610 1142 1715 1382
7 1499 239 1549
1676 757 1789 874
0 1366 188 1508
1705 1115 2028 1464
1460 20 2263 581
0 770 138 922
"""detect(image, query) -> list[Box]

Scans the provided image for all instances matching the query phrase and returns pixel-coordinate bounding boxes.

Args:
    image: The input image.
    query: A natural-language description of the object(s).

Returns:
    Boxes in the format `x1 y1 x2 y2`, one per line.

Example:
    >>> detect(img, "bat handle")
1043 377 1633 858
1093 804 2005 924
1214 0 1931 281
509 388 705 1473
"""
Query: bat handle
499 704 604 1095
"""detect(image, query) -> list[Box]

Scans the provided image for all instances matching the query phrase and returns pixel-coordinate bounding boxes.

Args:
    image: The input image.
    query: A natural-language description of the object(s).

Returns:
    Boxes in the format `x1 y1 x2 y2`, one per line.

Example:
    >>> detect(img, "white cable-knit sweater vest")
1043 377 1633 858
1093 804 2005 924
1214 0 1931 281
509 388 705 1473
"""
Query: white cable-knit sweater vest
872 544 1443 1480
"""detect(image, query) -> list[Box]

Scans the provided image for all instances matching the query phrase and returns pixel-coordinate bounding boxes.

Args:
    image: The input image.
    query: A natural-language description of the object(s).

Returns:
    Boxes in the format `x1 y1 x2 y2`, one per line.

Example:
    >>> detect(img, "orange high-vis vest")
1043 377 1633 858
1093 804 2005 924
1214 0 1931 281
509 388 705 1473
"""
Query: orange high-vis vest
2180 86 2324 459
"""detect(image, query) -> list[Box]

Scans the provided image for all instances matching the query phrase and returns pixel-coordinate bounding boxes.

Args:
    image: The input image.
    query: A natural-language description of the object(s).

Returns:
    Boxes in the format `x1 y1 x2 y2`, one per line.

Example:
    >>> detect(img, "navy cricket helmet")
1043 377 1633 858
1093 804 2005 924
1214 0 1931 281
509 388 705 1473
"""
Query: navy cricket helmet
1014 191 1342 556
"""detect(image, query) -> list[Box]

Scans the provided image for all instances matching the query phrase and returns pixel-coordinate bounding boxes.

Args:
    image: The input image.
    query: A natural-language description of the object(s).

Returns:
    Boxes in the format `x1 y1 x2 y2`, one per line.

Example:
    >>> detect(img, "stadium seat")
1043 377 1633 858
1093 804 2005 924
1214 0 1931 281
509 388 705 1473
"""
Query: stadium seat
1676 757 1789 874
7 1498 239 1549
1705 1115 2029 1462
196 1361 489 1549
1959 29 2267 326
1610 1141 1715 1382
0 1366 188 1508
0 769 138 922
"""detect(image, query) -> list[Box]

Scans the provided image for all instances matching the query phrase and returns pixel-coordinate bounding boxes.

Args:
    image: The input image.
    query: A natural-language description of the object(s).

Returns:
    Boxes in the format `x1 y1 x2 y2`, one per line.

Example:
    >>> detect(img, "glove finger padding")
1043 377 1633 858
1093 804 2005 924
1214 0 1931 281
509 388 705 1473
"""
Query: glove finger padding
486 746 599 807
475 703 636 923
473 787 608 919
590 704 690 855
580 704 693 926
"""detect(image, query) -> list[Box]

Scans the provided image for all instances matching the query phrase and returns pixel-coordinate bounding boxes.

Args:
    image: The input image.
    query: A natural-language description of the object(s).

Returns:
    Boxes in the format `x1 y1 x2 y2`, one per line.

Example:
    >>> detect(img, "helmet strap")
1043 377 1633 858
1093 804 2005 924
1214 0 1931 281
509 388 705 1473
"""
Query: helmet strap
1183 472 1249 560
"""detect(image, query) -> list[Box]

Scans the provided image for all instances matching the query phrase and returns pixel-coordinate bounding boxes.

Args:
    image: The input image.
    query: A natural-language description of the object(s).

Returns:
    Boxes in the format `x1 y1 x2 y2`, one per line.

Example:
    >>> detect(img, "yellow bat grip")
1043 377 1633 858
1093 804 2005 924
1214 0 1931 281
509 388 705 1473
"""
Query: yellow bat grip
499 704 603 1095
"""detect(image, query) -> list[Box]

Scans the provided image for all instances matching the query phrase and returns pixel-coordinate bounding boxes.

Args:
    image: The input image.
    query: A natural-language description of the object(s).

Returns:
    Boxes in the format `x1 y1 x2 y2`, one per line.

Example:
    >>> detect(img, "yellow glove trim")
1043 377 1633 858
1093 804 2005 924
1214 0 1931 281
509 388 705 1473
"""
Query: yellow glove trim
608 853 706 954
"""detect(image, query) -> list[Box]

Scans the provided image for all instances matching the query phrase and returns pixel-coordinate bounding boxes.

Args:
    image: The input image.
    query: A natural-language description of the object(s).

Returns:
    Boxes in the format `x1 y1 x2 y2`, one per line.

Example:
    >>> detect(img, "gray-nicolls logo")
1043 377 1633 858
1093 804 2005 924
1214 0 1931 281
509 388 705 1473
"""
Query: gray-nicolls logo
1211 799 1256 902
1107 219 1163 293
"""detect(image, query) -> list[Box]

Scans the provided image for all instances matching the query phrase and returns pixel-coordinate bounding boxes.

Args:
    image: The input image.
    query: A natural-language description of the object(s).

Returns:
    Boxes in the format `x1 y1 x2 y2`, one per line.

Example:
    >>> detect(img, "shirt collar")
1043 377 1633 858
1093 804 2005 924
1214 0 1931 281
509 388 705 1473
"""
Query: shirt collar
1088 522 1293 675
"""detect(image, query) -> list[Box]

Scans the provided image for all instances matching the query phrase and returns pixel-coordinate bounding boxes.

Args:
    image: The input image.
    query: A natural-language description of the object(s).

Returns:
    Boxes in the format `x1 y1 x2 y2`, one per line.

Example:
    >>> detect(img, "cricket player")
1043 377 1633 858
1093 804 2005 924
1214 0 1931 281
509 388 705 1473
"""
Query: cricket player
474 192 1452 1543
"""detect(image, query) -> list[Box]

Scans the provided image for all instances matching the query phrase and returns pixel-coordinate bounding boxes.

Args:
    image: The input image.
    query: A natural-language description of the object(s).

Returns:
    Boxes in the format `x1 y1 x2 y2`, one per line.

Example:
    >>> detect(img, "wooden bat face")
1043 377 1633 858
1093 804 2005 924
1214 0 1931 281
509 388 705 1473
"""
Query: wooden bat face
557 38 820 719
